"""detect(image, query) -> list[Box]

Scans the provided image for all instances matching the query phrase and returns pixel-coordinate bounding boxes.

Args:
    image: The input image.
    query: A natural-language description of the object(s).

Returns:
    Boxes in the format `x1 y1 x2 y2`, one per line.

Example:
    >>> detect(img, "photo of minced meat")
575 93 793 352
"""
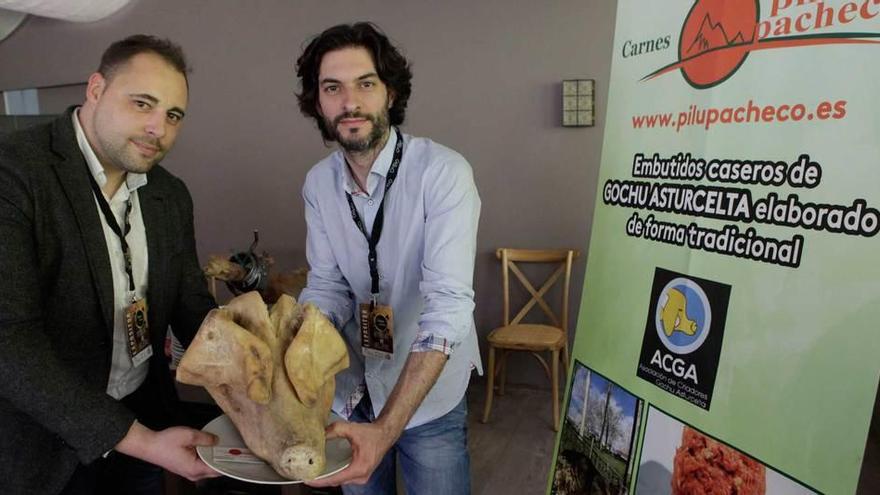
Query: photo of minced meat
671 427 766 495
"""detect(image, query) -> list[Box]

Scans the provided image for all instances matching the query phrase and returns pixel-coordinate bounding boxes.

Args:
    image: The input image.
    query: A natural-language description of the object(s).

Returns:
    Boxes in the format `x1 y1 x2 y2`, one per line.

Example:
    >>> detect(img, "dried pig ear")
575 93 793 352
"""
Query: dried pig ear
177 308 274 404
225 291 276 346
285 304 349 407
270 294 303 345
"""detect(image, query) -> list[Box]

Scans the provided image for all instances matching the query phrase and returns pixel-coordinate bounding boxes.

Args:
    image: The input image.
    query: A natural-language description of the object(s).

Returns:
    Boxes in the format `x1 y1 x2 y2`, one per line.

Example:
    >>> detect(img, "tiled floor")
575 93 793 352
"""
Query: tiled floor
468 380 558 495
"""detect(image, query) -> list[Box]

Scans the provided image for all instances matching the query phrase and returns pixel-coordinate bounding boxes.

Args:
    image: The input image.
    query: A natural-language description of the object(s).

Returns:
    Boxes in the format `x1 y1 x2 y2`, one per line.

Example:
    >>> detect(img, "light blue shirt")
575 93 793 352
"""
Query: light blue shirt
299 129 482 429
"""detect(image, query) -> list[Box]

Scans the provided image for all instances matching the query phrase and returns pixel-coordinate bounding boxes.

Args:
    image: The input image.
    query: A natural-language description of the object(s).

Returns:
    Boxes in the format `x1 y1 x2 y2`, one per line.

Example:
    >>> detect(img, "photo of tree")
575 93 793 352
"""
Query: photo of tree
551 361 643 495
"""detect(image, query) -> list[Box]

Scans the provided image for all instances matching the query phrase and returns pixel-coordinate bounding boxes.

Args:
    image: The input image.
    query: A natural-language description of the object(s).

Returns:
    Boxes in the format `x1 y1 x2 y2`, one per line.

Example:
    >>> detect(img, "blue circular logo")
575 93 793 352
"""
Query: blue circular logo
655 277 711 355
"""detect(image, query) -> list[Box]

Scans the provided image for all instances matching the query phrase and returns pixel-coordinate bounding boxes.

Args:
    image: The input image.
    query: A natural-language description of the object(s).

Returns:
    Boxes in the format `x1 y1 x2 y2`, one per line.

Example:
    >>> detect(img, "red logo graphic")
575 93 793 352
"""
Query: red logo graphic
644 0 880 89
680 0 758 88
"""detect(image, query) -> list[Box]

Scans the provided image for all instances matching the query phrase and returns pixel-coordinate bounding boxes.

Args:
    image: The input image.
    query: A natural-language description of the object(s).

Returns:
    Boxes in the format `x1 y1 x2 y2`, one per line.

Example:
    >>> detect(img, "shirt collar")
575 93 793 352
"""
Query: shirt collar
72 108 148 195
340 128 398 197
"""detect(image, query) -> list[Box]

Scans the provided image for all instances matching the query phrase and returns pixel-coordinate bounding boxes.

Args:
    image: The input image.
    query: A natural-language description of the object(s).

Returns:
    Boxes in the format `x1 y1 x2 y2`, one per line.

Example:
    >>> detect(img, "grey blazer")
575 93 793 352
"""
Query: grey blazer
0 108 216 494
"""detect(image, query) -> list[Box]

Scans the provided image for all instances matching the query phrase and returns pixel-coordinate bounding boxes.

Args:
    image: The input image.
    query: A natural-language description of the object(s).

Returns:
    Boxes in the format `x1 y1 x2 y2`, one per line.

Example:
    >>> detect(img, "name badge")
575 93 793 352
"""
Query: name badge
125 297 153 366
360 303 394 360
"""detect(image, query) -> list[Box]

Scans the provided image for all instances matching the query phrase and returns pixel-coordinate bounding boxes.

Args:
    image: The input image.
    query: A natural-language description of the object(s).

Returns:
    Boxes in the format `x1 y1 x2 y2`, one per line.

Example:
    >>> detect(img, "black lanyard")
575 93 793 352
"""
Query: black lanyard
86 171 136 295
345 128 404 308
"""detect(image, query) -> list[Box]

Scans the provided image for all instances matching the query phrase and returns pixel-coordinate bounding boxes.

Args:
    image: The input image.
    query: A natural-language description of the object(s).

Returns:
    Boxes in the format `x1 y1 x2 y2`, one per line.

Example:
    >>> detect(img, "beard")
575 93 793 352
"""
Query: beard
104 136 166 174
91 109 167 175
326 109 390 153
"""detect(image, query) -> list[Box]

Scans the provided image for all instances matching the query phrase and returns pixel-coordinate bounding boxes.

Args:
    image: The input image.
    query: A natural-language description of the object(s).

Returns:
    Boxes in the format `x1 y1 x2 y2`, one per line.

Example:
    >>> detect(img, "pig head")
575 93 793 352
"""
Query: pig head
176 292 348 480
659 288 698 337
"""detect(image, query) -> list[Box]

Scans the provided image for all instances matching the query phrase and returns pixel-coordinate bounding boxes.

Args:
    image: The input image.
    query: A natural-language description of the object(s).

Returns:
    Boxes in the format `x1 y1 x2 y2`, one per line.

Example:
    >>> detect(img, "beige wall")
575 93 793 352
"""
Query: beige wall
37 82 87 114
0 0 618 387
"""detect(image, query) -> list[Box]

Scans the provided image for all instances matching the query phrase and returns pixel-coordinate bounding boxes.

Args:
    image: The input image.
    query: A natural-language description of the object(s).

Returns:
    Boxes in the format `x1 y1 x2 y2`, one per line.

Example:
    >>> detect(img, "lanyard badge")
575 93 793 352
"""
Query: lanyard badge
87 170 152 366
347 129 403 360
125 297 152 366
360 302 394 360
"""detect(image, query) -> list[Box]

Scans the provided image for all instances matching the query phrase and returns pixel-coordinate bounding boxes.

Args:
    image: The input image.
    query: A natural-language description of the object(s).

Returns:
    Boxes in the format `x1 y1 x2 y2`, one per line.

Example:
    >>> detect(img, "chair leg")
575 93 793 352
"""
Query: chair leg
482 346 496 423
498 350 508 396
551 349 560 432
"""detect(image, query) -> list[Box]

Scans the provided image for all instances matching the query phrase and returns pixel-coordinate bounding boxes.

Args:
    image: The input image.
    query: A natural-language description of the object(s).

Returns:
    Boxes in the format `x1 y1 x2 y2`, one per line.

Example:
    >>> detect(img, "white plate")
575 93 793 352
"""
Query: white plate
197 413 352 484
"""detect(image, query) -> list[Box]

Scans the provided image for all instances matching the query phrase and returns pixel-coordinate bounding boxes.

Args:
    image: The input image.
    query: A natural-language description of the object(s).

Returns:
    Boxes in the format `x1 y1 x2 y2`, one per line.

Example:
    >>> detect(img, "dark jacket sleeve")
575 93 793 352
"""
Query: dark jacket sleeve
0 146 134 464
167 176 216 349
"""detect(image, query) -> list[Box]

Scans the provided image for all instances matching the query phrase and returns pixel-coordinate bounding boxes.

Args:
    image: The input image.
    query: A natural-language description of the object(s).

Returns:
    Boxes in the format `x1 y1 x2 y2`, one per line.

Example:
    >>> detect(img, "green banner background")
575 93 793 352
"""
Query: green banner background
550 1 880 494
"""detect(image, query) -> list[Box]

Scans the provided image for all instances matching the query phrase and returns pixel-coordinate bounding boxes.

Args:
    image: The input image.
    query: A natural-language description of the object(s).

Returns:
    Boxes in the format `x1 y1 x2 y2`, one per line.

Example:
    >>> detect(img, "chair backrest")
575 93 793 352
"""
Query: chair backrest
497 248 580 333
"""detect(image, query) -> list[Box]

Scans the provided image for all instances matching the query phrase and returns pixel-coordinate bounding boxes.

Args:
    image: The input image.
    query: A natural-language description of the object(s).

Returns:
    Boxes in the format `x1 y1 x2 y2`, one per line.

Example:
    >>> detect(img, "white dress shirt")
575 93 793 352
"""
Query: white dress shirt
72 110 150 400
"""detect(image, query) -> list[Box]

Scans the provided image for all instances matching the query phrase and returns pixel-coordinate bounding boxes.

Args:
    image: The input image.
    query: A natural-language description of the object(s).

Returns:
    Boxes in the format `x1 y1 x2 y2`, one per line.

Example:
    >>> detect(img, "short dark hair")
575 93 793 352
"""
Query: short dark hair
98 34 189 83
296 22 412 141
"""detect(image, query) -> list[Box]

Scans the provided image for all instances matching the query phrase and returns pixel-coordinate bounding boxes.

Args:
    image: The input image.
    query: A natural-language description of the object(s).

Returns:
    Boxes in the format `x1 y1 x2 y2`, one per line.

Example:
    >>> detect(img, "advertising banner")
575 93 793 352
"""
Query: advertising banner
549 1 880 494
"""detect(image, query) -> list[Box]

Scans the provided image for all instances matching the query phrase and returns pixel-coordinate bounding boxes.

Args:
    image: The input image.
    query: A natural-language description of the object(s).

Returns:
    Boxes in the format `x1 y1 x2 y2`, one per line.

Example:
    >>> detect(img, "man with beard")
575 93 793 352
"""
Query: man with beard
0 35 220 494
295 23 481 494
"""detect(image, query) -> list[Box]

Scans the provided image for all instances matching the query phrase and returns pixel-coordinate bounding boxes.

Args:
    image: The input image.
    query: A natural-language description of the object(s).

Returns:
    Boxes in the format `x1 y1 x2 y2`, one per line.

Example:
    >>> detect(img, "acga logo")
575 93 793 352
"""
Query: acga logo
643 0 880 89
655 277 712 355
637 268 730 410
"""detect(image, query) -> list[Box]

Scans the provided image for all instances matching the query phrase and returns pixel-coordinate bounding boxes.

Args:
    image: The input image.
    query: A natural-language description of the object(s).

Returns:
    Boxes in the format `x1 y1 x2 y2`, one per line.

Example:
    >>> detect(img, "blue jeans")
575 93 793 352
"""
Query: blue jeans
342 393 471 495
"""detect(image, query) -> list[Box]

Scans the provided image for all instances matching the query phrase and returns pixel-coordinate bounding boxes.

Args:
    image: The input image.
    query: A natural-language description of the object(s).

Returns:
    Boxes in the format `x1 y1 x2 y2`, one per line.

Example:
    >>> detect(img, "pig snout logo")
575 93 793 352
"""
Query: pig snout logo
655 278 712 355
659 288 698 337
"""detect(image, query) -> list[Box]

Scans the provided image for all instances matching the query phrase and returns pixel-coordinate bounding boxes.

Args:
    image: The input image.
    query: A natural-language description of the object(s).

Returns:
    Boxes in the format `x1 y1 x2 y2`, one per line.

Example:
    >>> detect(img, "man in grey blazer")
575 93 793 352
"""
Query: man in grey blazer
0 35 220 494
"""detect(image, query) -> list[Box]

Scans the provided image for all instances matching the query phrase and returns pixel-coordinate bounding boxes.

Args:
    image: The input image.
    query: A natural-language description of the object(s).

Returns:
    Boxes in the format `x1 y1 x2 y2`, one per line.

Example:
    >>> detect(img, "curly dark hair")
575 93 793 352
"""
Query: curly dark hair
98 34 189 85
296 22 412 141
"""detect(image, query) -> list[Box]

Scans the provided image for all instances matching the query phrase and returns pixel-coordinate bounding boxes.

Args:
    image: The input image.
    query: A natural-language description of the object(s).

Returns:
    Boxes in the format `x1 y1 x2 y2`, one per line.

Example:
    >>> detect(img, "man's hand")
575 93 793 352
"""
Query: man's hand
308 350 448 488
306 420 396 487
115 421 221 481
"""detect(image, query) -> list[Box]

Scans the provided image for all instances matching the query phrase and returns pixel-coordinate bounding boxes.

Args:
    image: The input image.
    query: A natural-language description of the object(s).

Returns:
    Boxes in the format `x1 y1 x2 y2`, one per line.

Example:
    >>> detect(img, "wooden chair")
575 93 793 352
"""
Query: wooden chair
481 248 579 431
